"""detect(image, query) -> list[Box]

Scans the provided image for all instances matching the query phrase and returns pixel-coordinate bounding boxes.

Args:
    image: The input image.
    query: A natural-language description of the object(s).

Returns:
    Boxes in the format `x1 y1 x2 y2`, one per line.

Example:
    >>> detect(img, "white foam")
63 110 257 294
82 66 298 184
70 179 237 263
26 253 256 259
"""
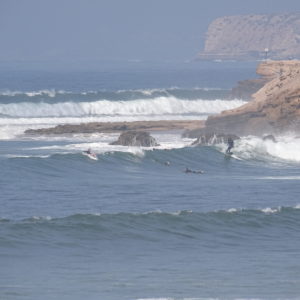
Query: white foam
5 154 50 159
25 132 191 156
0 97 246 118
0 89 69 97
136 298 220 300
0 97 246 140
27 216 52 221
257 176 300 180
136 298 174 300
261 207 280 214
227 208 238 213
217 135 300 163
30 141 146 157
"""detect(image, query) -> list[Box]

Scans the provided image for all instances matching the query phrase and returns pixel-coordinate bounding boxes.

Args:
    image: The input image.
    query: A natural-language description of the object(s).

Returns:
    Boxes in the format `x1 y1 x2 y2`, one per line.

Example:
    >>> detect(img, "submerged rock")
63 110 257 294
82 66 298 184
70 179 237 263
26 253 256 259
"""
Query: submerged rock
110 131 159 147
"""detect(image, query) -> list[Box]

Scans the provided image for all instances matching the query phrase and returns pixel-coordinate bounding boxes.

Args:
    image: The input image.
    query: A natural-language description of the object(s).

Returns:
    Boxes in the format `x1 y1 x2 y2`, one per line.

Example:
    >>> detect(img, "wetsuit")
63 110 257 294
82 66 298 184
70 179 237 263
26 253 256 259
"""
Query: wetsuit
226 138 234 154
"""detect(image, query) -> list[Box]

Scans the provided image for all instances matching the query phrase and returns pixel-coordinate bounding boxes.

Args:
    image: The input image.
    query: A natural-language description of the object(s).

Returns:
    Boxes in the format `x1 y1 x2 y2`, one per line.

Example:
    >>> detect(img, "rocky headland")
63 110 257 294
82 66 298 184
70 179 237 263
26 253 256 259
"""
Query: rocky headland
198 13 300 61
186 60 300 137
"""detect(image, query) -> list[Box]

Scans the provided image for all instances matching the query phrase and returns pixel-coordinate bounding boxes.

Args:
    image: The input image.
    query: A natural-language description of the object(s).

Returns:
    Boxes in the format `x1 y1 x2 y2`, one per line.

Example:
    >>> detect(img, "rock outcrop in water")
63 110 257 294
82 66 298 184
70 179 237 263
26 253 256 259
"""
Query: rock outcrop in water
110 131 159 147
24 120 204 135
187 60 300 137
198 13 300 61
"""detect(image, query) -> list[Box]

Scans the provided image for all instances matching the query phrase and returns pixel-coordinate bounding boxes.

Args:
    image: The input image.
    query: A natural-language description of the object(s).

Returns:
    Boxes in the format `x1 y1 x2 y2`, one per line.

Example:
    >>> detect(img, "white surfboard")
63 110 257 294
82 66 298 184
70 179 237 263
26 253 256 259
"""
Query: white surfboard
82 151 98 161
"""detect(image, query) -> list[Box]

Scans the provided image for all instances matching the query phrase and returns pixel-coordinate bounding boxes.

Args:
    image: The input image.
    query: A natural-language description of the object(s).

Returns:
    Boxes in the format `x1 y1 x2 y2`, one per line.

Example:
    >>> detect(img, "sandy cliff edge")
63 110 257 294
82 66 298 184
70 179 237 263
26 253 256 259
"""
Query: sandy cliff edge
203 60 300 136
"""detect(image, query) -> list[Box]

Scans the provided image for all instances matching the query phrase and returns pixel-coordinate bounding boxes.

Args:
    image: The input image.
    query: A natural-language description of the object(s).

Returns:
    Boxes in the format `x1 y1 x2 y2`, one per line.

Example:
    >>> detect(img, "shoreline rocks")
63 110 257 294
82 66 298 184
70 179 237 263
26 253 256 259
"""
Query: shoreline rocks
110 131 159 147
24 120 205 136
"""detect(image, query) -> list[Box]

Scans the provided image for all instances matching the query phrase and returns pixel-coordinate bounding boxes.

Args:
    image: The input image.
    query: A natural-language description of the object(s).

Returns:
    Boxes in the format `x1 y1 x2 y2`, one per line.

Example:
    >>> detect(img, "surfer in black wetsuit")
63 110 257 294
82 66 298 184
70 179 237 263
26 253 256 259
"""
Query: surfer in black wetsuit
226 137 234 154
83 148 93 155
184 167 204 174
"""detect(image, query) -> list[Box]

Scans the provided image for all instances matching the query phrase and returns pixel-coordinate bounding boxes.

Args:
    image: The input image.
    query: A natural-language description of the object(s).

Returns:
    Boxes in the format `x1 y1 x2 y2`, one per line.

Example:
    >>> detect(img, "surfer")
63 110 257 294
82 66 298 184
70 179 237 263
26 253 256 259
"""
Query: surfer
184 167 204 174
82 148 98 160
85 148 92 154
226 137 234 154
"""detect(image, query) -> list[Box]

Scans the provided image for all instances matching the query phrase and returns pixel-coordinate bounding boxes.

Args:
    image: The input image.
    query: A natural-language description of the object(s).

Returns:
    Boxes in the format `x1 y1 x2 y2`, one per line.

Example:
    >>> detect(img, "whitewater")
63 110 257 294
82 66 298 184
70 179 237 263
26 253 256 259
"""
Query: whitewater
0 88 245 140
1 64 300 300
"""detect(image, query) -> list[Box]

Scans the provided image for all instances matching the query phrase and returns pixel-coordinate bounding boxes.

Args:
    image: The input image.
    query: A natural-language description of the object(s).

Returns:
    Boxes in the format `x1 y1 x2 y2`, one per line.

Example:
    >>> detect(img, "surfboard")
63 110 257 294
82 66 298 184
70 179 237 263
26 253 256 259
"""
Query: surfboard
224 152 241 160
82 151 98 161
225 151 233 157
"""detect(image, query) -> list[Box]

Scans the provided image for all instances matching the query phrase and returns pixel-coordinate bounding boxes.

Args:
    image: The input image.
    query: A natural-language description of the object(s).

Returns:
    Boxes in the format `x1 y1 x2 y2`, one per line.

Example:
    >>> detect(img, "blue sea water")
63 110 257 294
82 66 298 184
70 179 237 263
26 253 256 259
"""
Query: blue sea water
1 61 300 300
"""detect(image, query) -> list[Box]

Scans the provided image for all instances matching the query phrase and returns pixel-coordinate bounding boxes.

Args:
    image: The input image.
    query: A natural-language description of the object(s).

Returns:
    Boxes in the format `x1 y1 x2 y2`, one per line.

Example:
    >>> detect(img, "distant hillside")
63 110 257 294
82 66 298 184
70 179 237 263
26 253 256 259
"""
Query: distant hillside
198 13 300 61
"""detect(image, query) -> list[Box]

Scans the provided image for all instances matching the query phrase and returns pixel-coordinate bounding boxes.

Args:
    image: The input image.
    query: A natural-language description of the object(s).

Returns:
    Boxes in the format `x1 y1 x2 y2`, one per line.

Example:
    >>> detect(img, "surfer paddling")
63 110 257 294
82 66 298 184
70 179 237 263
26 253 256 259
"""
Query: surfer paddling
184 167 204 174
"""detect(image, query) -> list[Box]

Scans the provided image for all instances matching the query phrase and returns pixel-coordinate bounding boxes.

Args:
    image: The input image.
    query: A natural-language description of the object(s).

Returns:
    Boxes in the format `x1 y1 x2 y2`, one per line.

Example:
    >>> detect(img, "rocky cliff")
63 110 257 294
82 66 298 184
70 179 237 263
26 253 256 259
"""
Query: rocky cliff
198 13 300 61
202 60 300 136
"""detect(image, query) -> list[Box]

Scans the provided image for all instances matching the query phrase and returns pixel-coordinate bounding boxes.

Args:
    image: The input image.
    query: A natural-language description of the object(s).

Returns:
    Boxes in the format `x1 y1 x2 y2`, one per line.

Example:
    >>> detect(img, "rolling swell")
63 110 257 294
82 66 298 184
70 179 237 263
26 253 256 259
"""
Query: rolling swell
0 88 230 103
1 207 300 246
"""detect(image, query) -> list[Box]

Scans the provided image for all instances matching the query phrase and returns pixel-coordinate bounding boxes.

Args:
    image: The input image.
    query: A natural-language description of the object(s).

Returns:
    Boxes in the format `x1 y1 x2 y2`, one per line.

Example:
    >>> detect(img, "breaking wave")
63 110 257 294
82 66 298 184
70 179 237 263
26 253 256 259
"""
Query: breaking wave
215 135 300 164
0 97 245 118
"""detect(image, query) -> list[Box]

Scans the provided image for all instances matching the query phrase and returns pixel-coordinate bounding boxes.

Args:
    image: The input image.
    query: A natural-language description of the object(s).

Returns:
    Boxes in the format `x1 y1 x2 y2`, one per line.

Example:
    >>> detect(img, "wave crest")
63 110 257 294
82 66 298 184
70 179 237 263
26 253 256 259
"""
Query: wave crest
0 97 246 118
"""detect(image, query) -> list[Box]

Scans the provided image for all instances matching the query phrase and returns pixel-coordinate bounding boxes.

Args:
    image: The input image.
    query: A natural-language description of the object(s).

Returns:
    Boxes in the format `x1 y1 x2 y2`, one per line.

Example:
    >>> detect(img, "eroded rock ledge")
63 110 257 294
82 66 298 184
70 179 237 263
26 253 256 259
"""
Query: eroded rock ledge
24 120 205 135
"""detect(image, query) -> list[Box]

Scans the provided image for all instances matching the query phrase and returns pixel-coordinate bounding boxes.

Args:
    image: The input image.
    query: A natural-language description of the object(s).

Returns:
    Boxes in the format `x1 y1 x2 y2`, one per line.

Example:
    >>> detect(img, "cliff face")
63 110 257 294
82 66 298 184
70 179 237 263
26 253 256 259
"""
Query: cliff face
198 13 300 61
204 60 300 136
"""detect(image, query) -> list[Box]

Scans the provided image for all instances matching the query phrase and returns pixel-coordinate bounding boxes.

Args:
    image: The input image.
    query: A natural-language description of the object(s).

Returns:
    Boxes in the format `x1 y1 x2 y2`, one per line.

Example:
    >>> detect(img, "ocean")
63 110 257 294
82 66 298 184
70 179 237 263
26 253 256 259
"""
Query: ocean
1 61 300 300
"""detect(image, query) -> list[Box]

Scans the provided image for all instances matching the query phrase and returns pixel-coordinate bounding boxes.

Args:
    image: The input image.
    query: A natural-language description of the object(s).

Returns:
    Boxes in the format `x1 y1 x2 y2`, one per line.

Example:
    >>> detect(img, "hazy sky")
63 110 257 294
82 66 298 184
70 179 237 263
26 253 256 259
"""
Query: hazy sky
1 0 300 63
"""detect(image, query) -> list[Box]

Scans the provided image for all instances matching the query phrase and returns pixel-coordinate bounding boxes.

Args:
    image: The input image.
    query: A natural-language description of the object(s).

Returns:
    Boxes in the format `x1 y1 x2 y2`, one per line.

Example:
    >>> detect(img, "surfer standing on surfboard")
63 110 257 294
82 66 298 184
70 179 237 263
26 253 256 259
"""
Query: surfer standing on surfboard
226 137 234 154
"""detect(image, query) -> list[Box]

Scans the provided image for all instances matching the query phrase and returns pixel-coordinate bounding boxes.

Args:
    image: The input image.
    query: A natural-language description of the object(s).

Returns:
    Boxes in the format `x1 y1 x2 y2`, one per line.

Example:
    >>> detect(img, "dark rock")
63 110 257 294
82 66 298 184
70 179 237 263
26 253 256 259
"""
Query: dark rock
110 131 159 147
